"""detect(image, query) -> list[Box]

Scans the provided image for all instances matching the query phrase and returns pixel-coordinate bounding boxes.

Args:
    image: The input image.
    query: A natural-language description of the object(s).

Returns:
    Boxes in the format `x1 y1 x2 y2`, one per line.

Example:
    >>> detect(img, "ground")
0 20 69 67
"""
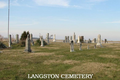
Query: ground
0 41 120 80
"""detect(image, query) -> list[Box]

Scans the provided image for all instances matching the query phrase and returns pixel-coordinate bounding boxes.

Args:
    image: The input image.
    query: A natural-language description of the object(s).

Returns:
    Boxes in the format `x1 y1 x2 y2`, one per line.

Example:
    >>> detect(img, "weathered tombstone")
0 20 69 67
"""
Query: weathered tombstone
53 34 56 42
80 36 84 43
77 36 80 43
70 36 72 42
73 32 76 43
96 34 102 47
41 36 44 47
67 36 69 43
87 45 89 49
70 40 74 52
79 43 82 50
94 44 96 49
88 39 91 43
24 34 32 52
46 33 49 44
105 39 107 43
65 36 67 43
30 34 34 45
9 35 12 47
16 34 19 43
92 38 96 43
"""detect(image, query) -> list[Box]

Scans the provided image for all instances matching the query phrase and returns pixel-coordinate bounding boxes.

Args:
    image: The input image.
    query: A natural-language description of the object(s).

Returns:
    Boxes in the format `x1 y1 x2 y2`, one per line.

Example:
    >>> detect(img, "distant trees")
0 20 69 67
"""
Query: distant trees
20 31 30 47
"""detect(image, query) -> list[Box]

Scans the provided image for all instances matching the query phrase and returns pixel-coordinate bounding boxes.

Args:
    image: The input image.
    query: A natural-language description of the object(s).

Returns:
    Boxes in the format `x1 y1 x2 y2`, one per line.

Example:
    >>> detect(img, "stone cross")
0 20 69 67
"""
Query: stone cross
96 34 102 46
41 36 44 47
9 35 12 47
25 34 32 52
46 33 49 44
70 40 74 52
53 34 56 42
16 34 19 43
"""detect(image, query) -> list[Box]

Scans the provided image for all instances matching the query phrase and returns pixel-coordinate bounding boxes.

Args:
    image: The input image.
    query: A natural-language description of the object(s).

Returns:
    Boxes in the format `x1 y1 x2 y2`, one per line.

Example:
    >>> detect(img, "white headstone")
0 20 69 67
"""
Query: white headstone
96 34 102 46
41 36 44 47
77 36 80 43
53 34 56 42
46 33 49 44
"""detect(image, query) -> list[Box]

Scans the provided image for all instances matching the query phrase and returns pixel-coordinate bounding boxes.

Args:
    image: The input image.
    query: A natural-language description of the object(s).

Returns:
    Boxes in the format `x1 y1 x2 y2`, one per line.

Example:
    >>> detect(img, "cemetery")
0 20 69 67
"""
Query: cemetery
0 32 120 80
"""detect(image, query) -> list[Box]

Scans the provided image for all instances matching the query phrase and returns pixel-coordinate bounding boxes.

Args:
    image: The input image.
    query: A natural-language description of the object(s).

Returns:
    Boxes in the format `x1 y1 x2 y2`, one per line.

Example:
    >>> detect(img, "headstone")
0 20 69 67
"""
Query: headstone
87 45 89 49
67 36 69 43
88 39 91 43
92 38 96 43
9 35 12 47
16 34 19 43
73 32 76 43
65 36 67 43
96 34 102 47
30 34 34 45
94 44 96 49
70 36 72 42
105 39 107 43
46 33 49 44
70 40 74 52
79 43 82 50
41 36 44 47
80 36 84 43
53 34 56 42
77 36 80 43
24 34 32 52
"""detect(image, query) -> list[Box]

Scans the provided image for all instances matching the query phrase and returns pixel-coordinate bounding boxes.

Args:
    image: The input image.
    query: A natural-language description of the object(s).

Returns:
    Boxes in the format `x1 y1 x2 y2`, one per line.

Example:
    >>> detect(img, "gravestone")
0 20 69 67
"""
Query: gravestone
79 43 82 50
73 32 76 43
67 36 69 43
24 34 32 52
105 39 108 43
87 45 89 49
9 35 12 47
88 39 91 43
96 34 102 47
16 34 19 43
92 38 96 43
65 36 67 43
41 36 44 47
53 34 56 42
94 44 96 49
70 36 72 41
77 36 80 43
70 40 74 52
80 36 84 43
30 34 34 45
46 33 49 44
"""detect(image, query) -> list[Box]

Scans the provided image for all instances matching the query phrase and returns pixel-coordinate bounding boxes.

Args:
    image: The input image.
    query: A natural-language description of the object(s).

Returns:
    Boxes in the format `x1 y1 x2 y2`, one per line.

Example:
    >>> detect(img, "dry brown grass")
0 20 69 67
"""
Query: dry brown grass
63 60 80 64
67 62 117 74
99 55 120 58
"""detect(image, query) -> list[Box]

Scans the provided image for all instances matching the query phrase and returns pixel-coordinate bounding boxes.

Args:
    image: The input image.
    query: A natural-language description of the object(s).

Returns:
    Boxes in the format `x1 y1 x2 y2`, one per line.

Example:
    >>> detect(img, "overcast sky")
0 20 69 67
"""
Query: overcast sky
0 0 120 40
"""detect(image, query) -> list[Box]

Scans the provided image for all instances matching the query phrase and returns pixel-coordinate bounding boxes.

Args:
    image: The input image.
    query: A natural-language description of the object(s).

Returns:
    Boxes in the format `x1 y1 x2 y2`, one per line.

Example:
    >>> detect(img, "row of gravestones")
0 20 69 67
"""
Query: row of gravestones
64 33 108 44
70 34 102 52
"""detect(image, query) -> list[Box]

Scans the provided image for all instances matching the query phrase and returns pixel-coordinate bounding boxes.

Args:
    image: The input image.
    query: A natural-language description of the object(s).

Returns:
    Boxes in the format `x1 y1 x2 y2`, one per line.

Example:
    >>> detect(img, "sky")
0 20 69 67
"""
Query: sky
0 0 120 40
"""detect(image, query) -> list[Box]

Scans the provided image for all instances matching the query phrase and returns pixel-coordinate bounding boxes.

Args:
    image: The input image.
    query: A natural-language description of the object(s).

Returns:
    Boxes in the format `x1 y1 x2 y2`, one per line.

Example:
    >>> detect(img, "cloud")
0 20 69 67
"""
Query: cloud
0 1 7 8
34 0 69 7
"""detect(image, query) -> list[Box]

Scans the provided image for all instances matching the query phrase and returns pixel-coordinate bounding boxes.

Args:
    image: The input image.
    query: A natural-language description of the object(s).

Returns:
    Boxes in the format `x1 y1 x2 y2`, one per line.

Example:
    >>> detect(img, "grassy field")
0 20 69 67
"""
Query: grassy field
0 41 120 80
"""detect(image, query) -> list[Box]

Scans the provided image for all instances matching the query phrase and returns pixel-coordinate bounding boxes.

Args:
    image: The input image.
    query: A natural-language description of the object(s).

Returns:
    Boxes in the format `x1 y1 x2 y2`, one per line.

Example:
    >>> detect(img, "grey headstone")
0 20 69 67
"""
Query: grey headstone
79 43 82 50
30 34 34 45
46 33 49 44
16 34 19 43
9 35 12 47
96 34 102 46
24 34 32 52
70 40 74 52
41 36 44 47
